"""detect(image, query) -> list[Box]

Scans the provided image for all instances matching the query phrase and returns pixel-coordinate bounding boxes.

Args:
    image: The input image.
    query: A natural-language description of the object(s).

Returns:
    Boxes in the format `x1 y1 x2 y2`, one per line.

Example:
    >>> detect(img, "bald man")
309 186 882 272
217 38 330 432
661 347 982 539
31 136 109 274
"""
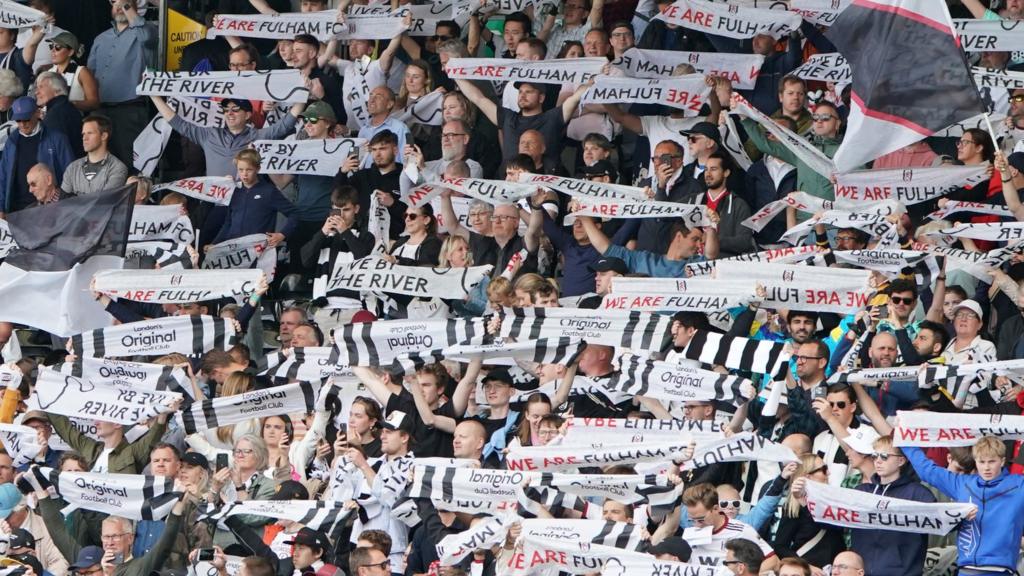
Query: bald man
452 420 486 462
831 551 864 576
27 163 70 207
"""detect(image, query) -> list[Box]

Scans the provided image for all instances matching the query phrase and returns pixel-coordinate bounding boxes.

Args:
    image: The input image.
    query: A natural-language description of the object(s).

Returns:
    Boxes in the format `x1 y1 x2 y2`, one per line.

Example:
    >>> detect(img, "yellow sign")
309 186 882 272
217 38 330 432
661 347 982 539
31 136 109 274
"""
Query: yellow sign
165 9 206 71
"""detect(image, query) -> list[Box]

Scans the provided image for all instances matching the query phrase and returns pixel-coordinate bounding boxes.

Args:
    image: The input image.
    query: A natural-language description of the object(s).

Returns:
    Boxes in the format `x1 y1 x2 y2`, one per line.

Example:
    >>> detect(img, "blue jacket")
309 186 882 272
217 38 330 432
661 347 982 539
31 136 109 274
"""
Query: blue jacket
904 446 1024 571
0 126 75 212
212 179 298 244
851 472 936 576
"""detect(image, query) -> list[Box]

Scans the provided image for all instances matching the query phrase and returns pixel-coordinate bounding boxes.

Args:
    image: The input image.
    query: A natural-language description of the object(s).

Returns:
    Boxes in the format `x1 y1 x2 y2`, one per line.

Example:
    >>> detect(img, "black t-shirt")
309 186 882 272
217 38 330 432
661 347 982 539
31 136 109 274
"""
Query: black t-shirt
469 231 499 268
12 131 40 212
496 106 566 164
387 389 455 458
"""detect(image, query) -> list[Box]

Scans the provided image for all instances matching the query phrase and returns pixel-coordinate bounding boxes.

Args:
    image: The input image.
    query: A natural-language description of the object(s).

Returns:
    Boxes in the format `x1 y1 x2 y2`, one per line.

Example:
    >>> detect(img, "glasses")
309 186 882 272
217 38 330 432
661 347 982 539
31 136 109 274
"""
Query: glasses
835 235 858 243
303 116 323 124
954 311 979 320
361 559 391 570
809 465 828 475
404 213 422 220
812 114 836 122
233 448 254 456
890 296 915 305
490 215 516 222
101 533 130 541
222 106 243 113
686 135 701 143
956 139 977 147
654 153 682 164
793 354 823 362
1010 94 1024 103
719 500 740 508
872 452 901 462
441 132 467 140
829 400 848 409
47 43 70 51
537 429 560 437
610 31 632 38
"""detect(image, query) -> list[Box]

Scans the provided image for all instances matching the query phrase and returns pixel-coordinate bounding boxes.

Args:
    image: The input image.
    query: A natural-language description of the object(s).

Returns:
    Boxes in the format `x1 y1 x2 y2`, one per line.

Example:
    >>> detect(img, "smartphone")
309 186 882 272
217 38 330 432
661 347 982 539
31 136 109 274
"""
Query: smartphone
112 553 125 566
216 453 229 472
197 549 215 562
812 386 827 401
329 208 342 218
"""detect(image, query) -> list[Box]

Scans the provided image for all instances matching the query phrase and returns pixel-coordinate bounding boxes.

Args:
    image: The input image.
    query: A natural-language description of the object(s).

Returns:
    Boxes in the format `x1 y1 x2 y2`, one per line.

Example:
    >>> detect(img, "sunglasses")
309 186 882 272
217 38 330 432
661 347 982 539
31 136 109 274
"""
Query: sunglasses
809 465 828 475
812 114 836 122
890 296 915 305
829 400 848 409
303 116 323 124
431 34 453 42
1010 94 1024 104
718 500 740 508
47 43 70 51
404 213 423 220
872 452 901 462
222 106 244 113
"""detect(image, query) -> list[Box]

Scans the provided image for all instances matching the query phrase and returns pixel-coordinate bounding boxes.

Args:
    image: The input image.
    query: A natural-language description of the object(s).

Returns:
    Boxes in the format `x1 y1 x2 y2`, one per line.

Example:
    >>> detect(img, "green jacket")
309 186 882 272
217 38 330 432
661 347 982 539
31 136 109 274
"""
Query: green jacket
740 117 840 206
744 108 813 162
40 497 184 576
49 414 168 475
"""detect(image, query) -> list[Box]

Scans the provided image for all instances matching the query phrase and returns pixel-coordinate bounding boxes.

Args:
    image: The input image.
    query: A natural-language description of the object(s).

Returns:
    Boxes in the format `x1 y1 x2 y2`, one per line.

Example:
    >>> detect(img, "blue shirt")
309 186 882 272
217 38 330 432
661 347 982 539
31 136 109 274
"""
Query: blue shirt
357 117 411 169
603 243 704 278
88 16 157 104
133 519 164 559
212 179 298 244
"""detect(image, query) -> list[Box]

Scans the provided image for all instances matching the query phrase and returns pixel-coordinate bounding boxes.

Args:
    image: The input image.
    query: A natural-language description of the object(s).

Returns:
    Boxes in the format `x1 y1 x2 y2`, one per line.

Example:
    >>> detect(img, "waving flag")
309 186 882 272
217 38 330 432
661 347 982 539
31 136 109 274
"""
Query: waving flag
827 0 985 171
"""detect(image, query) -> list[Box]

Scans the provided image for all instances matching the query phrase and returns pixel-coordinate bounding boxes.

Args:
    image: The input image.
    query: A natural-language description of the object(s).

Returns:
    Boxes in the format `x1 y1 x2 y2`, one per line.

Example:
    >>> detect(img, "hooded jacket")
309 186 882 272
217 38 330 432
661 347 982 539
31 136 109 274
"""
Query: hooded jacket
904 446 1024 571
851 471 935 576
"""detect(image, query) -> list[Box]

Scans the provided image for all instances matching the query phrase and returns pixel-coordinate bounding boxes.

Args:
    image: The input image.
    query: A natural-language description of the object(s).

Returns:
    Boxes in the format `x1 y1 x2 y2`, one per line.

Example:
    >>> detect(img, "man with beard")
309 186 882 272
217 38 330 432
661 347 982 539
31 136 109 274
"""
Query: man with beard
337 130 404 241
682 152 753 257
402 119 482 184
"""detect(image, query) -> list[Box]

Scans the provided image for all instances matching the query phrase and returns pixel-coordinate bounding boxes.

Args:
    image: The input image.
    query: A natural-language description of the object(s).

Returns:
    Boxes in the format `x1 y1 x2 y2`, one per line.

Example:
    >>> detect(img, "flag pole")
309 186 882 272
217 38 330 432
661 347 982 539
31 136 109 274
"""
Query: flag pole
982 113 1001 154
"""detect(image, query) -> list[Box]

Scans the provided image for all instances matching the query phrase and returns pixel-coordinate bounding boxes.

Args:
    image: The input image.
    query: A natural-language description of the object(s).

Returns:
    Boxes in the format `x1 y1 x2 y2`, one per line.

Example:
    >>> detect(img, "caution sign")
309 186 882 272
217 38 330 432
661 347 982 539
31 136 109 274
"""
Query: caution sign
165 9 206 71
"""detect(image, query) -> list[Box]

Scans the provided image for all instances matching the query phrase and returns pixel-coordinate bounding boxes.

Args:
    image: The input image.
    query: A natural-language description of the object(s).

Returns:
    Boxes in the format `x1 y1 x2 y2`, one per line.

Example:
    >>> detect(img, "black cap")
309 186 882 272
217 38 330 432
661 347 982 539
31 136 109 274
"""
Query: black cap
220 98 253 112
381 410 413 434
283 527 331 551
1008 151 1024 173
181 452 209 470
9 528 34 550
271 480 310 501
580 160 618 180
10 554 42 576
481 368 514 387
680 121 720 142
589 256 627 275
648 536 692 562
513 80 544 91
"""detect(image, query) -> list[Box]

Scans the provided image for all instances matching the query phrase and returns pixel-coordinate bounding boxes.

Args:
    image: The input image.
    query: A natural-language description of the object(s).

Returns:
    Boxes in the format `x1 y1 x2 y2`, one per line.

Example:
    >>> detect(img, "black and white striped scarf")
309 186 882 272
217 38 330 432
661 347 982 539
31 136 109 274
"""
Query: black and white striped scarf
332 317 486 366
391 337 586 372
70 315 235 358
199 500 350 541
17 465 179 520
176 381 319 434
499 307 672 351
681 330 790 379
603 354 754 406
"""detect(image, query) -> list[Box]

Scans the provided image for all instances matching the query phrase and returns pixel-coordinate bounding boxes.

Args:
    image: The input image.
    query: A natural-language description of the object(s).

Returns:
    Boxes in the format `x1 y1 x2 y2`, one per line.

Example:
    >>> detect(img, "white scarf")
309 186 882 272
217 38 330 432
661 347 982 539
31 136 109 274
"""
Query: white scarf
252 138 366 177
137 70 309 103
581 74 711 115
92 269 262 304
176 381 319 434
152 176 235 206
894 409 1024 447
804 480 974 535
654 0 802 39
32 367 180 425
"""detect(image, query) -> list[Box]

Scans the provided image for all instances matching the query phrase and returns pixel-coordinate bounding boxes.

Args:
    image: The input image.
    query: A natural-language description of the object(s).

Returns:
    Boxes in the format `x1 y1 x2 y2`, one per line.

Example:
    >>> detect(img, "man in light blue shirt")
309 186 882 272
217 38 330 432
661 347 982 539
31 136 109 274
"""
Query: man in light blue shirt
578 211 719 277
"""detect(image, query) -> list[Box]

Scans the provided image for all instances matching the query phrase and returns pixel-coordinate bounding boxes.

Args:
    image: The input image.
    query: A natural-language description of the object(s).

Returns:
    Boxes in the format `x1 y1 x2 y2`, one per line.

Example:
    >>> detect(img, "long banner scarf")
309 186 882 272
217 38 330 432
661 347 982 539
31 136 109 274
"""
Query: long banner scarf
505 440 693 472
598 291 751 312
393 89 445 127
607 275 756 295
0 1 45 27
930 222 1024 243
56 357 194 399
561 417 726 448
730 96 835 177
804 480 974 535
893 409 1024 447
251 138 365 176
406 465 526 516
512 520 643 576
499 307 672 352
741 190 834 233
152 176 235 206
261 346 347 382
207 10 348 41
443 57 606 85
828 365 921 385
436 512 519 566
922 359 1024 383
326 257 492 297
176 381 318 434
930 200 1015 221
831 249 937 275
790 0 852 26
681 329 790 378
92 269 262 304
954 19 1024 53
681 432 799 471
392 337 586 372
781 210 899 245
511 540 729 576
834 165 990 211
336 13 409 40
517 173 650 201
129 205 195 244
516 473 680 520
426 176 536 206
202 233 276 280
567 198 711 226
684 244 820 277
973 66 1024 91
911 241 1024 282
332 317 486 366
135 97 225 176
18 466 179 521
793 52 851 84
611 47 764 90
199 500 350 537
716 260 874 314
33 367 181 425
0 424 42 468
654 0 802 39
581 75 710 115
137 70 309 104
603 354 754 405
70 315 235 358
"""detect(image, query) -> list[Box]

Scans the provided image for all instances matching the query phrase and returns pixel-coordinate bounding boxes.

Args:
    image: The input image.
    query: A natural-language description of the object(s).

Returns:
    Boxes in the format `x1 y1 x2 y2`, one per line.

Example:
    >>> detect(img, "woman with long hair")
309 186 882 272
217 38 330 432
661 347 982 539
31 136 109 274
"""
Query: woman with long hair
40 31 99 112
772 454 847 570
333 396 383 459
185 372 262 462
261 414 299 481
384 204 444 318
207 434 278 547
516 393 553 446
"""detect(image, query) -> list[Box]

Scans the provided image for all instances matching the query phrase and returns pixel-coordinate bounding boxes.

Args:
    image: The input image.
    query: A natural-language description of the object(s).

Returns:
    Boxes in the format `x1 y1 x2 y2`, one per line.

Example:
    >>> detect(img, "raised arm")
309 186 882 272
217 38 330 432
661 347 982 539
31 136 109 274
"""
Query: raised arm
248 0 278 14
601 103 643 135
378 17 409 75
351 366 396 405
996 152 1024 220
455 78 498 125
150 95 176 122
440 189 470 239
551 362 578 409
588 0 606 28
578 213 611 254
410 376 457 433
561 83 589 124
960 0 991 18
850 382 893 435
450 357 483 416
21 26 44 66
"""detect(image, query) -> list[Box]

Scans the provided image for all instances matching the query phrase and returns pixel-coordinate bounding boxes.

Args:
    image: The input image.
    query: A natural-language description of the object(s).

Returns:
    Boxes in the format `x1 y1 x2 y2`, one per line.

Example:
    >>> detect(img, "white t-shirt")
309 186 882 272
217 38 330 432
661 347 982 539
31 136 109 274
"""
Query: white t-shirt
91 447 113 473
337 57 388 131
688 517 775 567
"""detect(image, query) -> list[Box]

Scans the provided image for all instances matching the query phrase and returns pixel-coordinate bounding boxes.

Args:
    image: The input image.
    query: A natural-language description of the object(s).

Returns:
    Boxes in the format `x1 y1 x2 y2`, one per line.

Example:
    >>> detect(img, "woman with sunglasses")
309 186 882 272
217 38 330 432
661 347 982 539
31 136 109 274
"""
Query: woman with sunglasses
811 384 879 484
773 454 847 571
380 204 442 318
41 31 99 112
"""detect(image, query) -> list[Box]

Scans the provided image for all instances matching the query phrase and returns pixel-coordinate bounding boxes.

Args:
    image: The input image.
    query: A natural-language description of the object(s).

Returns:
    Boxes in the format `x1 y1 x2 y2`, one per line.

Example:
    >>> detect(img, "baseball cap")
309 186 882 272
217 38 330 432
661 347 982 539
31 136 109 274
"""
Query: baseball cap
381 410 413 434
49 31 79 53
181 452 209 470
70 546 104 570
9 554 42 576
283 527 330 551
679 121 720 142
648 536 692 562
482 369 514 387
513 80 544 91
302 100 337 124
20 410 48 425
952 299 984 320
0 483 21 518
8 528 34 551
1007 151 1024 174
11 97 36 122
589 256 627 275
220 98 253 112
271 480 310 501
580 160 618 180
